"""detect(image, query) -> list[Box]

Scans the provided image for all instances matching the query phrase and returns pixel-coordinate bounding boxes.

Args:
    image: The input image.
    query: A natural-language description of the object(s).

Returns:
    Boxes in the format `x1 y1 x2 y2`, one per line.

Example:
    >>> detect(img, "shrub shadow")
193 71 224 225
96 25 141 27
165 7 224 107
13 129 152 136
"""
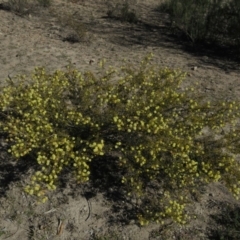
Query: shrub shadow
207 202 240 240
0 146 38 198
88 4 240 71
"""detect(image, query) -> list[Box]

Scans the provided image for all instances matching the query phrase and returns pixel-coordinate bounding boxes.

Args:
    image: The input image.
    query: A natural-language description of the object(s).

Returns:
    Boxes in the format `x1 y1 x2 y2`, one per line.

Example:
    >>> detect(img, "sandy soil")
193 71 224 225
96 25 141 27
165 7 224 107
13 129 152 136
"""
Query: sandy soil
0 0 240 239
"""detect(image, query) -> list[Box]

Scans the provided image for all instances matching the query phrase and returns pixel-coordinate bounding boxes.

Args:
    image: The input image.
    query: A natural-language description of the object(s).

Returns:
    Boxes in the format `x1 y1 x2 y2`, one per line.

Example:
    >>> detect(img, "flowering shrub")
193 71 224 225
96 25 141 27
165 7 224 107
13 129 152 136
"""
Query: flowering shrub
1 54 240 225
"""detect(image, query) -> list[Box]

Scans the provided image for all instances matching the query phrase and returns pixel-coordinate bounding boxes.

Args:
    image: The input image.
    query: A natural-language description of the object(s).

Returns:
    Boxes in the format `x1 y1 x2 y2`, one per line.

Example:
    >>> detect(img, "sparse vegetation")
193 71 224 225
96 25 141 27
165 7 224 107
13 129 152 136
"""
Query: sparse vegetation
53 10 88 43
37 0 51 8
0 229 6 238
2 0 51 15
106 0 138 23
1 54 240 227
158 0 240 46
3 0 35 15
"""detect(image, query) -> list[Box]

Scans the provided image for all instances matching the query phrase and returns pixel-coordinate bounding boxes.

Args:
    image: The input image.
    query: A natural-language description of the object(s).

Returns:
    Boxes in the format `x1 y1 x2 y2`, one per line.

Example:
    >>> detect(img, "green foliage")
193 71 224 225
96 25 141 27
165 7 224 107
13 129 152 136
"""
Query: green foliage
207 0 240 46
159 0 240 46
1 54 240 225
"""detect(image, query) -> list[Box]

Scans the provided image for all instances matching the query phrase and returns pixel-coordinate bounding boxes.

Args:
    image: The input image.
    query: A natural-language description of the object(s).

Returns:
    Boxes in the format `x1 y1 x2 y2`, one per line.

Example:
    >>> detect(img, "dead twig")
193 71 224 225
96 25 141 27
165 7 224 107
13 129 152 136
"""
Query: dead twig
44 208 57 215
57 219 64 236
85 197 92 221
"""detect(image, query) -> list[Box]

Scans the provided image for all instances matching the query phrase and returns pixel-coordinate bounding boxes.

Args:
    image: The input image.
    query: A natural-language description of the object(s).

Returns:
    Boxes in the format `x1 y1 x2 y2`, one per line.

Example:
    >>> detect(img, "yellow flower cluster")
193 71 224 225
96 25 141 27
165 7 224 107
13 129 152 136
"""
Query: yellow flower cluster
1 54 240 224
89 140 105 155
0 66 108 202
163 200 187 224
104 55 240 225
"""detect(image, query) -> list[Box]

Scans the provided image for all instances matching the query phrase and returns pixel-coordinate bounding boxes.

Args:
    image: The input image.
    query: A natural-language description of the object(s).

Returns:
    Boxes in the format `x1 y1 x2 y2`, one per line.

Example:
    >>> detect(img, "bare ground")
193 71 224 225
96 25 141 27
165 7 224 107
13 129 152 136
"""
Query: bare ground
0 0 240 239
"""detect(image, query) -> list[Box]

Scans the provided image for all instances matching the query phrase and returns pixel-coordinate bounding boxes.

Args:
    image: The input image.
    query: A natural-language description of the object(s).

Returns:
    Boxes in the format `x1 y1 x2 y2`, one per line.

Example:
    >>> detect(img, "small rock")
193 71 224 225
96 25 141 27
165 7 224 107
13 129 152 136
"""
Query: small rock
131 198 137 205
0 139 7 147
129 219 135 225
137 198 142 205
89 59 95 65
126 203 133 210
192 66 198 71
